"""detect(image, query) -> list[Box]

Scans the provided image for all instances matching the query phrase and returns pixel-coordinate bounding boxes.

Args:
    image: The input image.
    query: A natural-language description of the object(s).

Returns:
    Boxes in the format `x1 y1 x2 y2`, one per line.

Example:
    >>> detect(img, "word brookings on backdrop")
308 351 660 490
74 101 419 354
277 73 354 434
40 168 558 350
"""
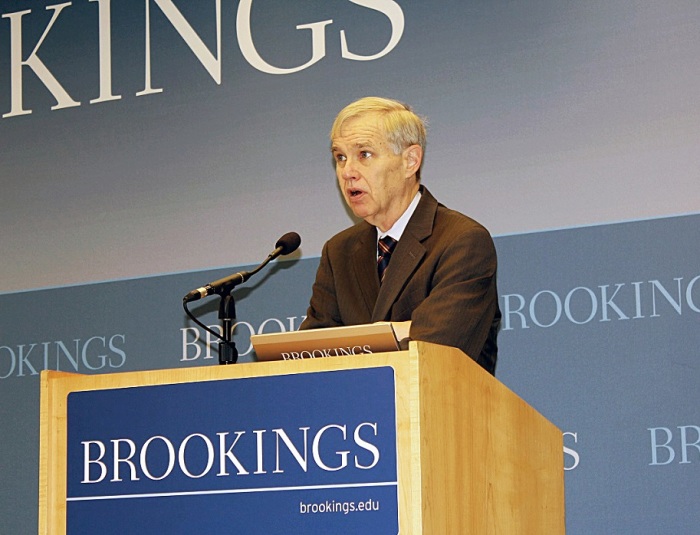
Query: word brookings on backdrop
0 0 405 119
1 272 697 380
501 274 700 330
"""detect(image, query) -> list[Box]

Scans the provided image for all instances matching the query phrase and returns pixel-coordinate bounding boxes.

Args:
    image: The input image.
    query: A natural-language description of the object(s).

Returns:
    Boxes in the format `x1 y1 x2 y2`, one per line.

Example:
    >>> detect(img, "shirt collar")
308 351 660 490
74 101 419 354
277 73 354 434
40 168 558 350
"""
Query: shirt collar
377 190 422 243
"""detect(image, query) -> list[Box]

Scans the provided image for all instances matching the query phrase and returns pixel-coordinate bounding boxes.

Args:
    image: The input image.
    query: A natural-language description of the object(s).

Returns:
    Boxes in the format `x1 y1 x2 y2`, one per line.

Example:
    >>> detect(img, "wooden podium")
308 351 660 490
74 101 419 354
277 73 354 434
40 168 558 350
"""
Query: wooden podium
39 341 565 534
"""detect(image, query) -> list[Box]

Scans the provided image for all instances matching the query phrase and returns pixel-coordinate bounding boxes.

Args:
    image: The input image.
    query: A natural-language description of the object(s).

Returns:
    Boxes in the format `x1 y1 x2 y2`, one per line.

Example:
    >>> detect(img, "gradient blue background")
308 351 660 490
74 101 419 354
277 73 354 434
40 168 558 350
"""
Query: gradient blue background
1 1 698 533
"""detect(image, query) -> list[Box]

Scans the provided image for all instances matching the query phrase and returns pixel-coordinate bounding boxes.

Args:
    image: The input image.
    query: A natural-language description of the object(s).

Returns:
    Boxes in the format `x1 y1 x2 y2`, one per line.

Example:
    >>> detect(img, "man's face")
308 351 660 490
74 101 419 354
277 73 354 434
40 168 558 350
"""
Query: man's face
331 113 421 232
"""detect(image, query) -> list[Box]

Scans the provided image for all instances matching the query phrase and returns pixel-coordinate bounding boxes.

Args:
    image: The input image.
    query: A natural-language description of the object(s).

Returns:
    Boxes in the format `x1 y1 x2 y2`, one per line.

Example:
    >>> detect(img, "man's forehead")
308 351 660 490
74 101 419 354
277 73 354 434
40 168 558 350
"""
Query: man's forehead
331 137 379 150
332 114 387 149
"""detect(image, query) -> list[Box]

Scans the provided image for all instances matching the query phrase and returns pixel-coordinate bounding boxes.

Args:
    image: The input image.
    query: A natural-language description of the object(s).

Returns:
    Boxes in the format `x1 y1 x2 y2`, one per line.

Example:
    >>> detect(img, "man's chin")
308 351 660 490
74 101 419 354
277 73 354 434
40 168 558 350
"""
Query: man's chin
345 200 370 219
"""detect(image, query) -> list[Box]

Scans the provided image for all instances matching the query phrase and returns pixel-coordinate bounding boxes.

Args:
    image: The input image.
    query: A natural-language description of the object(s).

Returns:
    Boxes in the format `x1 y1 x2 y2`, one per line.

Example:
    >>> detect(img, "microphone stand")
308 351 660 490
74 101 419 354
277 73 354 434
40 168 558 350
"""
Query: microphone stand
218 291 238 365
214 248 285 365
182 289 241 366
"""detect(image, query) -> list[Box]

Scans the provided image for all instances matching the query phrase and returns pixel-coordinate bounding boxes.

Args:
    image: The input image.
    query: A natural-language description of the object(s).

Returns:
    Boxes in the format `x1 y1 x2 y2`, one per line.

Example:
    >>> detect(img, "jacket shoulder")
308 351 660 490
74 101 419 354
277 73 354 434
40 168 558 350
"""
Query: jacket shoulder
325 222 374 254
434 203 492 236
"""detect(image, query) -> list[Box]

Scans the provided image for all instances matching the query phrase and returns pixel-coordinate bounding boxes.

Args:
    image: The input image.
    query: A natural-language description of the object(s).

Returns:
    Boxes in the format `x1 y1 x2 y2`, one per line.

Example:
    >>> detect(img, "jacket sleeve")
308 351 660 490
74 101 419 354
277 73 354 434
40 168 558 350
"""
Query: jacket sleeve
406 224 499 370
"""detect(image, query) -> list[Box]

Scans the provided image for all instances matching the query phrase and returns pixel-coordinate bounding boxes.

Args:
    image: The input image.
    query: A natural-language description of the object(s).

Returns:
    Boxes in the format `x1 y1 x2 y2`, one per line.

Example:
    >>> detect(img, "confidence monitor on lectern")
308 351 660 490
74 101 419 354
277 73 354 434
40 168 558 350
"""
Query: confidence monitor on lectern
251 322 400 361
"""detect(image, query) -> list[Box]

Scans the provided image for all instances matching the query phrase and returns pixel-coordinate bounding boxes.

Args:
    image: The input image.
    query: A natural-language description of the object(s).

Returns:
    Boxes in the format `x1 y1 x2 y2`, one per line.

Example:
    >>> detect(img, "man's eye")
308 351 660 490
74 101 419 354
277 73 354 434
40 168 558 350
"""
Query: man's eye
335 154 346 162
360 151 372 158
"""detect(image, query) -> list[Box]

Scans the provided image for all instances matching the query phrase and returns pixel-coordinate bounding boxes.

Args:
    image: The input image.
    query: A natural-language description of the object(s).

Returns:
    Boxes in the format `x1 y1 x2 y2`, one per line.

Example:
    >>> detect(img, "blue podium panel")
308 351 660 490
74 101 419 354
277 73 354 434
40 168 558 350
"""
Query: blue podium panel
66 367 399 534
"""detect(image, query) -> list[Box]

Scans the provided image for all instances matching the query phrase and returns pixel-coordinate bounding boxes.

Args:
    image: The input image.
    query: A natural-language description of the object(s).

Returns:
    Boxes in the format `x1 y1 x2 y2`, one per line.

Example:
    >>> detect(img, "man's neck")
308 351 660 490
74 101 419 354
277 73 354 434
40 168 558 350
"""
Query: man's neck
377 189 422 241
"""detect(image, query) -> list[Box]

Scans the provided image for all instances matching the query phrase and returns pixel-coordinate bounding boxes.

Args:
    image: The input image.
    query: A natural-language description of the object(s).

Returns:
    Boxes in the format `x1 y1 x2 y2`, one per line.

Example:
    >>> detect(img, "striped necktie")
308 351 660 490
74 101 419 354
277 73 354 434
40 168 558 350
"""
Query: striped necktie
377 236 398 284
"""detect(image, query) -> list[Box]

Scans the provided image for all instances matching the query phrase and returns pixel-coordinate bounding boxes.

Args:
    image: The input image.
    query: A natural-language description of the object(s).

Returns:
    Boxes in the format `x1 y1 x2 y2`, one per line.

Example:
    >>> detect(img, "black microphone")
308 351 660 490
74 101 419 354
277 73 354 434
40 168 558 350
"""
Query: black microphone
183 232 301 303
274 231 302 255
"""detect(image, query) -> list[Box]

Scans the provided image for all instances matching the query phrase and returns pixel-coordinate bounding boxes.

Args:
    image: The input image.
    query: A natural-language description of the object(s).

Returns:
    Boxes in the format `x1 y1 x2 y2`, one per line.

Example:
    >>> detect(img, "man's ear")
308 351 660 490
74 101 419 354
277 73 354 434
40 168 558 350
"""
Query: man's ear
403 144 423 178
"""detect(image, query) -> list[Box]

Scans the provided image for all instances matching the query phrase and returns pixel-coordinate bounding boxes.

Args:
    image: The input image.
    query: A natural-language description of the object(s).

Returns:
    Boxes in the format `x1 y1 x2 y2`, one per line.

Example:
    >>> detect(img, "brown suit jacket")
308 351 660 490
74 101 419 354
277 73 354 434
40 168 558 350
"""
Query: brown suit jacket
301 187 500 374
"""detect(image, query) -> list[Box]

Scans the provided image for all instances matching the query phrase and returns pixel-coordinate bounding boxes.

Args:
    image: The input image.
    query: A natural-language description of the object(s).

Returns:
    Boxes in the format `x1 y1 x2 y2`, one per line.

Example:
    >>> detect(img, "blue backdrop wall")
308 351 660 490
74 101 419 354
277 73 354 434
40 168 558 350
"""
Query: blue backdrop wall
1 1 698 533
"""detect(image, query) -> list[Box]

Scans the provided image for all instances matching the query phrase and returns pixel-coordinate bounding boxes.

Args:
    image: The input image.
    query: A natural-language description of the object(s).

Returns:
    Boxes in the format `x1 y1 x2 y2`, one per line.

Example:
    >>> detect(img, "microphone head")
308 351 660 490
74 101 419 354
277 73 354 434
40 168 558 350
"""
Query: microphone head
276 232 301 255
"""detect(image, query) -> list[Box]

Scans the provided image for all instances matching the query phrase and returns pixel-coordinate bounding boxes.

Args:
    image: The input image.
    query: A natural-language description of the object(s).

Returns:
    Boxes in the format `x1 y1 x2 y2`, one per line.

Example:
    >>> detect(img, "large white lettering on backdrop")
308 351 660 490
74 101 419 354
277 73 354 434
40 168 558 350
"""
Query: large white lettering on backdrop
501 275 700 330
1 0 405 117
0 334 127 379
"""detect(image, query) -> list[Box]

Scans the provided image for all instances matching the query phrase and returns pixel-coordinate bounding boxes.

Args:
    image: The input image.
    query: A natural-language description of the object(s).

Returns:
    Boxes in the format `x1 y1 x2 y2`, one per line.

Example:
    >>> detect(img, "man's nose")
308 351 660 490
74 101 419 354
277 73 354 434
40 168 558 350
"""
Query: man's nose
340 157 358 181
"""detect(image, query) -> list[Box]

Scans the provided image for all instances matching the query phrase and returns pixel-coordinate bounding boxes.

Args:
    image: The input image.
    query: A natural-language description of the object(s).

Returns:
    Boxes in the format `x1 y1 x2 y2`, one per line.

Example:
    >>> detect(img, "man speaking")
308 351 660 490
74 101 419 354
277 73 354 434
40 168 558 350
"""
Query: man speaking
301 97 500 374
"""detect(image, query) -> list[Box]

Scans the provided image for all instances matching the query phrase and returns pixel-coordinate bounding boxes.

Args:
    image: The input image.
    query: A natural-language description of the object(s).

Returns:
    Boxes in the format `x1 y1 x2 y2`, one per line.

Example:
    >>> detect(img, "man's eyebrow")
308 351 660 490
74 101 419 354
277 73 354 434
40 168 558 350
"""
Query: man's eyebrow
353 140 375 148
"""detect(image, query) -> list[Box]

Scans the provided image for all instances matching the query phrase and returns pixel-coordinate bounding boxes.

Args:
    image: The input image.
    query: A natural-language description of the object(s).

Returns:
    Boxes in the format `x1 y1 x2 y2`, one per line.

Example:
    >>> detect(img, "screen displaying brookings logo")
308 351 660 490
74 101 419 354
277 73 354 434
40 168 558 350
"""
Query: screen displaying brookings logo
66 368 399 534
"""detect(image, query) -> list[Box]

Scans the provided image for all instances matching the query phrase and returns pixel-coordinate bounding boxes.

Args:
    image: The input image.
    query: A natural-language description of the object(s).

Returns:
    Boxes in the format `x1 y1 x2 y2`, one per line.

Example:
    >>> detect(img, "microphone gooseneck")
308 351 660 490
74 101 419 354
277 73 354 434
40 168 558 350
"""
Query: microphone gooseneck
182 232 301 303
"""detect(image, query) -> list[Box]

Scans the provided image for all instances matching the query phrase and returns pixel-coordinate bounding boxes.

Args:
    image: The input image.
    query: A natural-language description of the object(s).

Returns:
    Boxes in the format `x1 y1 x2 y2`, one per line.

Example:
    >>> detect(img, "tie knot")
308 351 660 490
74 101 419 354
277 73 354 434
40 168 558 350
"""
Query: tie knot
377 236 397 284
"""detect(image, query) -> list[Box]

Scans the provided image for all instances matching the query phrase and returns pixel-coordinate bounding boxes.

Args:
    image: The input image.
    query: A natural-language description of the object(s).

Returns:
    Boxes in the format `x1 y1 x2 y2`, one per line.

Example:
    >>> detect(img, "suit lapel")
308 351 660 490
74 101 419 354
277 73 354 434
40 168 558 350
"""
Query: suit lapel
371 187 438 321
372 234 425 321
